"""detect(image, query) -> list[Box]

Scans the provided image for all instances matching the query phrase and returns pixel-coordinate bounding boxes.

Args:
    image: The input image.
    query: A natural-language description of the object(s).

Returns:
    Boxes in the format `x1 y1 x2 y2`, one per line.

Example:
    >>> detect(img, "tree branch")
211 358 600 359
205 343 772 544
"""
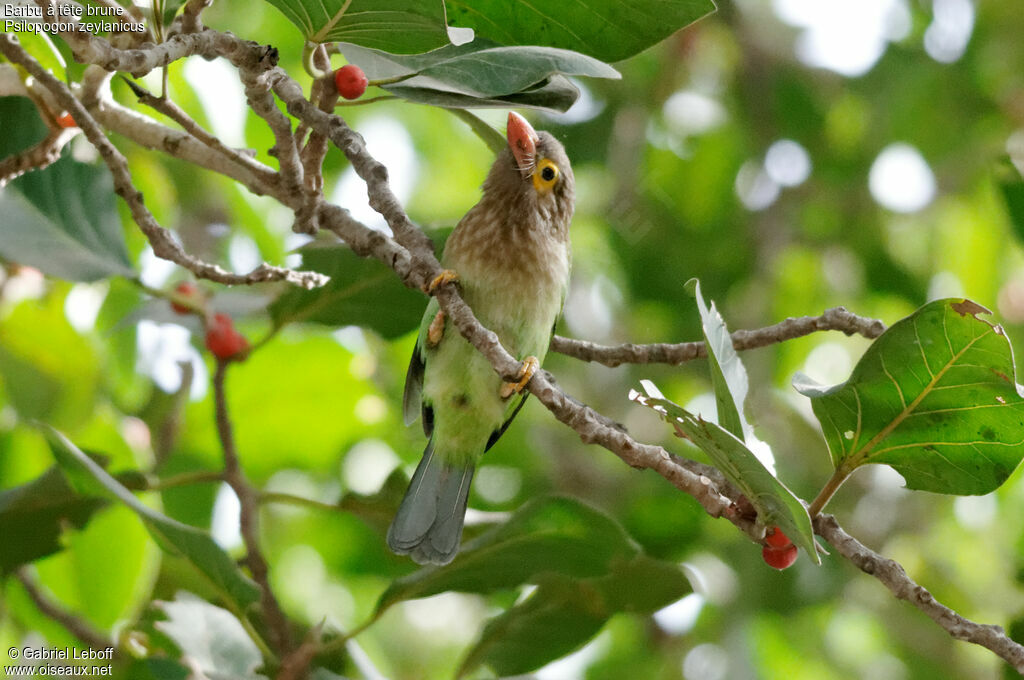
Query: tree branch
551 307 887 367
213 361 292 656
15 568 118 656
0 34 326 290
815 514 1024 673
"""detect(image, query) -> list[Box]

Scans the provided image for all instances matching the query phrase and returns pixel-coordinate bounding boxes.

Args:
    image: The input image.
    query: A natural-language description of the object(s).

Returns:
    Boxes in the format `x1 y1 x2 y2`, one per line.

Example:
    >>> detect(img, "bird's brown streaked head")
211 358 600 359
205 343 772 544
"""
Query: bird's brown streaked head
471 112 575 237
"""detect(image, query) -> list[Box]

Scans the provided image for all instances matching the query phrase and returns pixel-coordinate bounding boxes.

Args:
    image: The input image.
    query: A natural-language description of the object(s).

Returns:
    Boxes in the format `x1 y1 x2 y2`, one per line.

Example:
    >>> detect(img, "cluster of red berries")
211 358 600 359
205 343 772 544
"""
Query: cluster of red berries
333 64 368 100
761 526 798 570
169 282 250 361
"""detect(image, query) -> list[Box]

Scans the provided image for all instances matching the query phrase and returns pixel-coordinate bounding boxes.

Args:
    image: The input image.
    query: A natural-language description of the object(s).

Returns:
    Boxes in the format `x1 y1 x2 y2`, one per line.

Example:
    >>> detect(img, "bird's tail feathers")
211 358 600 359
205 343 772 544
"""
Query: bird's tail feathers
387 439 475 565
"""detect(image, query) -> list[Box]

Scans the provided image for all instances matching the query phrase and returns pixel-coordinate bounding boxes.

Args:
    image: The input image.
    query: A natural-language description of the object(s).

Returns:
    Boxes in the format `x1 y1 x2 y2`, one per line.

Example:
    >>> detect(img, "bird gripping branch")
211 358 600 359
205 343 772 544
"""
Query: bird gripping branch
387 112 576 564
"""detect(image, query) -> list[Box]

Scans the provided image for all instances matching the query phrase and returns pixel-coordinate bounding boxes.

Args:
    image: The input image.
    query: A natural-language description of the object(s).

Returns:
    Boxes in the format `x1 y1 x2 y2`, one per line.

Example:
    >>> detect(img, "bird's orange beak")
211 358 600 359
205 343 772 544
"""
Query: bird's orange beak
507 111 539 176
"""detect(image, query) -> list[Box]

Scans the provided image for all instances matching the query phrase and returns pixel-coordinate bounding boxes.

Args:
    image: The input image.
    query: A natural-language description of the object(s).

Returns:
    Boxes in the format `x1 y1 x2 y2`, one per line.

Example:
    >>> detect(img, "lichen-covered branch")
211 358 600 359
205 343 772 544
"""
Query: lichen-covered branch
551 307 887 367
815 514 1024 673
0 127 77 186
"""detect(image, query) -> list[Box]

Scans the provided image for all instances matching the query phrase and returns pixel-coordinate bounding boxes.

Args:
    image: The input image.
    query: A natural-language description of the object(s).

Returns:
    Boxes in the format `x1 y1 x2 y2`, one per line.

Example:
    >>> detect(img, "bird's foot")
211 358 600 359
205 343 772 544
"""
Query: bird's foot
425 269 459 294
426 310 445 347
500 356 539 398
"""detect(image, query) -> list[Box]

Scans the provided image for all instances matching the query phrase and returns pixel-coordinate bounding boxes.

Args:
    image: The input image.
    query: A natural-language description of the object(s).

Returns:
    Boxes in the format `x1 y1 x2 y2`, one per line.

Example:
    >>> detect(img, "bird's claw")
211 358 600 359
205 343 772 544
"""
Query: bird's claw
426 310 445 347
425 269 459 294
500 356 539 398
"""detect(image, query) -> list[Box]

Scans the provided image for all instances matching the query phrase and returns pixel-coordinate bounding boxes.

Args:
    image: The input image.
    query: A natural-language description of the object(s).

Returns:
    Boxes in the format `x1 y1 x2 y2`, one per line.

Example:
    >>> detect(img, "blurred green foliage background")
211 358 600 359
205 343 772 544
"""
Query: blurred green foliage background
3 0 1024 678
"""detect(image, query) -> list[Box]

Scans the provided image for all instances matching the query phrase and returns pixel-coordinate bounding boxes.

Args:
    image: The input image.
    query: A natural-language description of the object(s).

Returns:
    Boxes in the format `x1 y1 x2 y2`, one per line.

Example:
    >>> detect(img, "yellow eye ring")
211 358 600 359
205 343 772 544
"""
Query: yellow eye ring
532 159 559 193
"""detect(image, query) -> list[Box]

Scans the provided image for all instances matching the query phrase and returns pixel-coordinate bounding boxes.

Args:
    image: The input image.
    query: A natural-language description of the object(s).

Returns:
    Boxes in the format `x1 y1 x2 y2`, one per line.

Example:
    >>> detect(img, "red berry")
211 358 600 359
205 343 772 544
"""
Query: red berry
170 281 200 315
334 64 368 100
762 543 799 570
764 526 792 549
56 112 77 128
205 313 250 361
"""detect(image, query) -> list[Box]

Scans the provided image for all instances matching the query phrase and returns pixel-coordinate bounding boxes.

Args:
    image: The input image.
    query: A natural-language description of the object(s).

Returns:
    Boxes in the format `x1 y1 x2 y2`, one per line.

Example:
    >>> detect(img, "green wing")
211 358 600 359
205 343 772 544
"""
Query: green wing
402 297 439 431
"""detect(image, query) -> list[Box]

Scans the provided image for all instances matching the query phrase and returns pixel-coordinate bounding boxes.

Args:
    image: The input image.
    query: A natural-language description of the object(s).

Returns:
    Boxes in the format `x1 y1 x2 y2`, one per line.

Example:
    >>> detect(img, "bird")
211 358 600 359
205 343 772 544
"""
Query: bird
387 112 576 565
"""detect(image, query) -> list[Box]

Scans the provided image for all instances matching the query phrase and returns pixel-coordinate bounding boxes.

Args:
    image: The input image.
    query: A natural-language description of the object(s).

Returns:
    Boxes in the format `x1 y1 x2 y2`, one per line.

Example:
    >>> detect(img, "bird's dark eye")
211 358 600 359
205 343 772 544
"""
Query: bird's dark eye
541 166 556 181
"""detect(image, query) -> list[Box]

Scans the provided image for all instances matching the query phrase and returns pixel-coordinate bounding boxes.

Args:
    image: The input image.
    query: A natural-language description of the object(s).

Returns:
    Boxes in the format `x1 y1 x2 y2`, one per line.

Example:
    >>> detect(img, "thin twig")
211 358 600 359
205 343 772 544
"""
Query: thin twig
0 34 326 290
551 307 887 367
0 127 77 186
299 44 338 196
123 77 279 190
179 0 214 33
815 514 1024 673
213 360 292 655
15 569 118 655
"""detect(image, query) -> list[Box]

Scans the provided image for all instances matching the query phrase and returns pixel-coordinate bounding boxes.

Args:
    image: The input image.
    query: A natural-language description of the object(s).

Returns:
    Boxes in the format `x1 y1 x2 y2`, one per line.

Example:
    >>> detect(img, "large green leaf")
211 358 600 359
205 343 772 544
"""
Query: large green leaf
44 427 261 612
458 555 691 677
0 466 106 574
690 279 761 449
339 40 619 96
631 382 819 563
376 496 638 612
386 76 581 112
444 0 716 63
156 592 268 680
0 292 101 430
338 41 617 113
457 575 607 679
0 97 133 281
377 497 691 676
793 298 1024 495
269 243 425 339
260 0 449 52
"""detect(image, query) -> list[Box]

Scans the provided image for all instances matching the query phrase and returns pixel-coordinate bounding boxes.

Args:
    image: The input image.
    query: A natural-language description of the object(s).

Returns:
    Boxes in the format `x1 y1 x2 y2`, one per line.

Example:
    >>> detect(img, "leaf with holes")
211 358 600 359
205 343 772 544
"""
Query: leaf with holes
793 298 1024 495
260 0 449 52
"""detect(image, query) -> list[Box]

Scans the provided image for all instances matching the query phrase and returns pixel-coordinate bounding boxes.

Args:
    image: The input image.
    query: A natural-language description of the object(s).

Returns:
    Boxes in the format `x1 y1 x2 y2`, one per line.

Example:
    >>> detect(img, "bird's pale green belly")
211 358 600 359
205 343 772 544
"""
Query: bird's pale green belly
421 270 564 466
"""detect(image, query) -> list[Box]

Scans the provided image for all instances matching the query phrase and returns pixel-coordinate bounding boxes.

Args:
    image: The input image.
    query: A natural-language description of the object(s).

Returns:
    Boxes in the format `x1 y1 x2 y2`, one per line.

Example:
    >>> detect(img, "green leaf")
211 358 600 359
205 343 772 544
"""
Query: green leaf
0 467 106 573
44 427 261 611
260 0 449 52
385 76 581 112
458 575 607 678
444 0 716 63
376 496 638 612
269 243 425 339
690 279 756 444
338 40 618 113
458 555 692 677
339 40 619 96
156 592 268 680
997 158 1024 245
0 292 101 430
631 383 819 563
793 298 1024 495
0 98 133 282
